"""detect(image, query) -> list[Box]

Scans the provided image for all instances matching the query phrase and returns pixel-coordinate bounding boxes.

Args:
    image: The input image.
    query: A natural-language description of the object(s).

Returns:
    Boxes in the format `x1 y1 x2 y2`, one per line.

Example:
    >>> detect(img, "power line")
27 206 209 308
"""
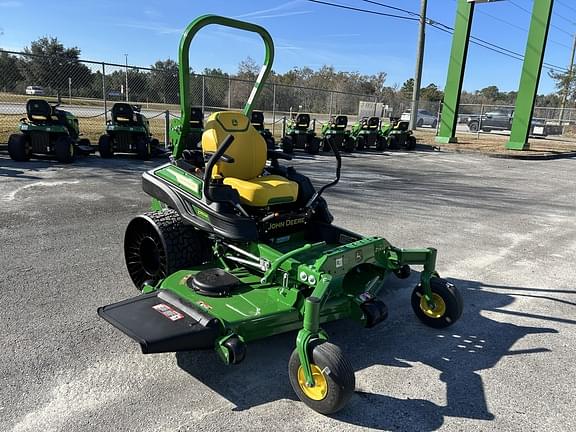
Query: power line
308 0 569 72
358 0 419 17
305 0 418 21
471 4 572 50
509 0 573 37
557 0 576 15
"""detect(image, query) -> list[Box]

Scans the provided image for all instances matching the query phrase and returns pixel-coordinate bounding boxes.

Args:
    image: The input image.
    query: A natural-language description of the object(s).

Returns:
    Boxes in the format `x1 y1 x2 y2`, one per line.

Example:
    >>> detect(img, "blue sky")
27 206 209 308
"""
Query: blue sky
0 0 574 94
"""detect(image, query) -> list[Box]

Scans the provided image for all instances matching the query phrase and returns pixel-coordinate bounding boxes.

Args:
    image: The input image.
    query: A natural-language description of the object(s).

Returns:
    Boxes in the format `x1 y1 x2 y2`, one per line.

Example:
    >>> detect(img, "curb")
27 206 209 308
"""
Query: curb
428 145 576 161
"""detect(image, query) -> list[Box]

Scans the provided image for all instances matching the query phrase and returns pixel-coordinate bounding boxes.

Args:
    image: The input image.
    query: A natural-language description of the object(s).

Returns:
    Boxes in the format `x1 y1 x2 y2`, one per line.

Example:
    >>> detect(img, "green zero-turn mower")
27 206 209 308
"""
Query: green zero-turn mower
98 102 161 160
281 112 320 154
320 115 355 153
250 110 276 151
8 99 93 163
170 106 204 151
381 117 416 151
97 15 463 415
351 116 387 151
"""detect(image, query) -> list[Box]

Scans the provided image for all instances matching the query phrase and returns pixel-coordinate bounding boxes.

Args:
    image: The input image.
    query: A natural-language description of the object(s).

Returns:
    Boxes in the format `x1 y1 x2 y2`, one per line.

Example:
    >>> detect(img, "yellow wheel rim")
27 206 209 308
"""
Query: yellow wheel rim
420 293 446 319
297 363 328 401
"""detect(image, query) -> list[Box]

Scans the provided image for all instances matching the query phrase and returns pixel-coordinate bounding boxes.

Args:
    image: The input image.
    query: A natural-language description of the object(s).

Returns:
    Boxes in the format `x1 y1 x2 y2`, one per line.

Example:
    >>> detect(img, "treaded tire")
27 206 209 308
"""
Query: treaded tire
54 136 75 163
281 136 294 153
468 121 479 132
136 136 151 160
8 133 30 162
343 136 355 153
388 135 399 150
98 134 114 158
289 340 355 414
306 137 320 154
406 135 416 151
124 209 210 290
411 278 463 329
377 136 387 151
356 136 365 151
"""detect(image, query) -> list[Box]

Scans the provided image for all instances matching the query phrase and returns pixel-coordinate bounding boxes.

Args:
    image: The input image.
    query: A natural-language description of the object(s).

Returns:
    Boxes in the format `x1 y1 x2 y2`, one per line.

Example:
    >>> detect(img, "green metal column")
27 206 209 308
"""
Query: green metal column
436 0 474 144
507 0 554 150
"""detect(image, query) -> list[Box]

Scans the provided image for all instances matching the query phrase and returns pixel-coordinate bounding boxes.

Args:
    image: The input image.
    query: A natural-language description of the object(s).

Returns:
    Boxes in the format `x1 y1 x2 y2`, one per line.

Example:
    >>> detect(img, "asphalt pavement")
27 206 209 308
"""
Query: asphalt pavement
0 149 575 432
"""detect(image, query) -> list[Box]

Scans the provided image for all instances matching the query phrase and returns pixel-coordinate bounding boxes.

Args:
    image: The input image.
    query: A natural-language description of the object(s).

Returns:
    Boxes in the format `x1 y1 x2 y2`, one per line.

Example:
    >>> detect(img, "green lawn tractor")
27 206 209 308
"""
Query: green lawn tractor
98 15 463 415
351 116 386 151
8 99 93 163
250 110 276 151
281 113 320 154
98 103 161 160
170 106 204 152
320 115 355 153
381 117 416 150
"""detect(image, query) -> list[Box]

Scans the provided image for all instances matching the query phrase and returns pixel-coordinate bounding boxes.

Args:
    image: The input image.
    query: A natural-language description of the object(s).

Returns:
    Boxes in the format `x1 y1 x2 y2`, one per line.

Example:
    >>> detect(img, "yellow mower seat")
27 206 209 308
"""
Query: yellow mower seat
202 111 298 207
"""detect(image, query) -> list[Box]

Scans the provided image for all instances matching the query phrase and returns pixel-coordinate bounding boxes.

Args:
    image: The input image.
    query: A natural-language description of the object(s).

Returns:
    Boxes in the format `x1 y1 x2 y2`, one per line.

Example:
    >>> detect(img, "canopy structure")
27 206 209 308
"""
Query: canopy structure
436 0 554 150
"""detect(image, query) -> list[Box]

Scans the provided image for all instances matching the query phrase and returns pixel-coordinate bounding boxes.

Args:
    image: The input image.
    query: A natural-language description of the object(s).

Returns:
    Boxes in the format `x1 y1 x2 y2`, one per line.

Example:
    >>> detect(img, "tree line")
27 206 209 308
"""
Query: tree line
0 36 568 115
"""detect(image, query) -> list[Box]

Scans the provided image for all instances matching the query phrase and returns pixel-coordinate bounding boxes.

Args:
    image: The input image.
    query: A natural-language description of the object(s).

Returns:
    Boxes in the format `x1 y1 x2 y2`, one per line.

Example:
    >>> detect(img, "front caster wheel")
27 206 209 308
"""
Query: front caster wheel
288 341 355 414
411 278 463 328
223 336 246 365
394 264 411 279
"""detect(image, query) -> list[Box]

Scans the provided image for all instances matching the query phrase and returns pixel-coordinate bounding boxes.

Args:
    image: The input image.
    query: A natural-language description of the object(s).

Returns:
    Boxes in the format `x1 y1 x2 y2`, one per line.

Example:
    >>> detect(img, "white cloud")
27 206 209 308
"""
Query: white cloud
0 1 23 7
236 0 310 20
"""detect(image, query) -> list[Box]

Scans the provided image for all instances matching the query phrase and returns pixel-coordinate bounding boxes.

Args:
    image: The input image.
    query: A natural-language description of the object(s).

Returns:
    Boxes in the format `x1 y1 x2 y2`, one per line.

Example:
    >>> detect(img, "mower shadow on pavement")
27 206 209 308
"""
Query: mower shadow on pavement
0 153 164 176
176 274 557 431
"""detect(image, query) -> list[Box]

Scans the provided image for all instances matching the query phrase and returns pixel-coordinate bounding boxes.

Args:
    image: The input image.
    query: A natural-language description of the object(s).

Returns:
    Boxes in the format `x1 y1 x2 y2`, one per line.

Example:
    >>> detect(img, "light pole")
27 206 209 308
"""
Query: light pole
409 0 428 131
124 53 129 102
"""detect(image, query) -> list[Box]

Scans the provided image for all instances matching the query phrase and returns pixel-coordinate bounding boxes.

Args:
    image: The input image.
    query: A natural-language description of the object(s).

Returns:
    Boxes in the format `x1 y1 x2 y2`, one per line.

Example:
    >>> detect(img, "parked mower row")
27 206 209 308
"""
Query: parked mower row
281 113 417 155
7 100 165 163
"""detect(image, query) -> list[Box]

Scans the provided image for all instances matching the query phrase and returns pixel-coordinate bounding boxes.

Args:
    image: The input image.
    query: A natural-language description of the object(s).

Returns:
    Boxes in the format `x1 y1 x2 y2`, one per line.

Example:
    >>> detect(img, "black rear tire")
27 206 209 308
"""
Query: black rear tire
356 136 365 151
124 209 210 290
406 135 416 150
289 340 355 414
343 136 355 153
136 136 151 160
98 134 114 158
54 136 75 163
375 136 387 151
281 136 294 153
8 133 30 162
468 121 479 133
306 137 320 154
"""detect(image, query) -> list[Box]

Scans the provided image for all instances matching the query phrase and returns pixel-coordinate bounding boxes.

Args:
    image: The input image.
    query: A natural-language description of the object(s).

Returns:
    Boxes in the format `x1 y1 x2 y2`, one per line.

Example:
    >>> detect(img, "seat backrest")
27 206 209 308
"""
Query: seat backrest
202 111 267 180
26 99 52 122
189 107 204 129
333 115 348 128
111 103 136 124
250 110 265 131
368 116 380 129
295 113 310 129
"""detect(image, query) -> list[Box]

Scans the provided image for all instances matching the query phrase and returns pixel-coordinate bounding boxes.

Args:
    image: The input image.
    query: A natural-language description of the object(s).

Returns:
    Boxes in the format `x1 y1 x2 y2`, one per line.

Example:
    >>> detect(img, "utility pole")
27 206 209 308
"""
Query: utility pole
559 33 576 123
409 0 427 130
124 54 129 102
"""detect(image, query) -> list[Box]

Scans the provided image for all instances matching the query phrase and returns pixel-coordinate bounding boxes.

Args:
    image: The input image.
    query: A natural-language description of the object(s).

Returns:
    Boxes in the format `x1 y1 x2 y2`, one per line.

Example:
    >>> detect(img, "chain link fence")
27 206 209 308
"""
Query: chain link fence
2 49 575 145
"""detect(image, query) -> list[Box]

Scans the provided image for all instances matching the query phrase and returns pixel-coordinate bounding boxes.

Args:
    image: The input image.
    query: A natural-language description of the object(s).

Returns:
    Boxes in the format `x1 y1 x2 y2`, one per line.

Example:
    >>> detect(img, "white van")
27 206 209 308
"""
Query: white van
25 86 45 95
